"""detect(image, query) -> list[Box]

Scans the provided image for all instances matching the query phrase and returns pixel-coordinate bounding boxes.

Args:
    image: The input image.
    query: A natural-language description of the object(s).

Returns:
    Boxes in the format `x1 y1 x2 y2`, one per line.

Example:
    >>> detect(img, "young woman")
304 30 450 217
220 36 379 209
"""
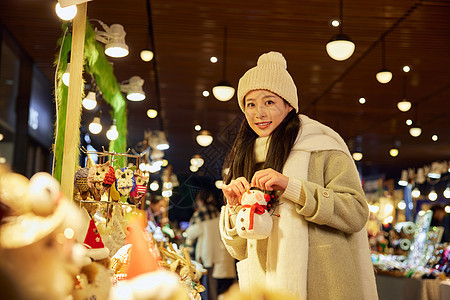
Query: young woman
219 51 378 299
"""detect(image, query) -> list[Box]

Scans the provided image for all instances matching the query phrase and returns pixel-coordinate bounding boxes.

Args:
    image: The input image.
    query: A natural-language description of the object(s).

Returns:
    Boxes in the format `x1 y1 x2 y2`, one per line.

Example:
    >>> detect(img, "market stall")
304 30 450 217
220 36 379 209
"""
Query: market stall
0 2 206 299
365 163 450 299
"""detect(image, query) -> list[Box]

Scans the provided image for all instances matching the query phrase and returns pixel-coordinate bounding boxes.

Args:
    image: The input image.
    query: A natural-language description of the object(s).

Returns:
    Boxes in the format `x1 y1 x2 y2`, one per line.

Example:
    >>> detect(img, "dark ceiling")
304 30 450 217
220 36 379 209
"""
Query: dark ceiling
1 0 449 181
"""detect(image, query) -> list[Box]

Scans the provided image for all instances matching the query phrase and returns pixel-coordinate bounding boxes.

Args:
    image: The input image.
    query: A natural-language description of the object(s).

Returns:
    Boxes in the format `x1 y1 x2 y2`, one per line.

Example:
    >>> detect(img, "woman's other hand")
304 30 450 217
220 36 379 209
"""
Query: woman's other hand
222 177 250 205
251 168 289 191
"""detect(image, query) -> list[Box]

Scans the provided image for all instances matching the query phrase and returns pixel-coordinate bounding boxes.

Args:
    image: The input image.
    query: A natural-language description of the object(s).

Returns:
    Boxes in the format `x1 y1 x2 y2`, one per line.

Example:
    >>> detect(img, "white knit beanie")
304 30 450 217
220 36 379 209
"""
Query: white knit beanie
237 51 298 112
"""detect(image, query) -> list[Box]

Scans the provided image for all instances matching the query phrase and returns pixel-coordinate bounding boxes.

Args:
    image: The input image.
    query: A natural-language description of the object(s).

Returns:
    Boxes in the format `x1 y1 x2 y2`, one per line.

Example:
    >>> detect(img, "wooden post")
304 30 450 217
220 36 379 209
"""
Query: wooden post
60 3 87 198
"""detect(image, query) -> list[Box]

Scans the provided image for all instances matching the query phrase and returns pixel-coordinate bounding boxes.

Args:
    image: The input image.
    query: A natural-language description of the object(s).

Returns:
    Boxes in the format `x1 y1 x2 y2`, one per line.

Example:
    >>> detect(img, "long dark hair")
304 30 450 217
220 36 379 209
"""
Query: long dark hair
223 107 301 184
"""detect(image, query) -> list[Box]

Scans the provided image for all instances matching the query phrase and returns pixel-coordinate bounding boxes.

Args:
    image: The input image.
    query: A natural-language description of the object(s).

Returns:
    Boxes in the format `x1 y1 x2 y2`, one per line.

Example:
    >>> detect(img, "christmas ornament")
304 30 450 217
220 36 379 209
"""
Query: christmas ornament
236 189 273 239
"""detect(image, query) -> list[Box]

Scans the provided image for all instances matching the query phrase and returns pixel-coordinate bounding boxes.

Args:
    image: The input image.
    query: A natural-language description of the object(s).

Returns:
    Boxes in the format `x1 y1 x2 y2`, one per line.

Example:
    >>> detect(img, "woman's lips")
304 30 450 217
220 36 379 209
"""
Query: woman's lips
255 121 271 129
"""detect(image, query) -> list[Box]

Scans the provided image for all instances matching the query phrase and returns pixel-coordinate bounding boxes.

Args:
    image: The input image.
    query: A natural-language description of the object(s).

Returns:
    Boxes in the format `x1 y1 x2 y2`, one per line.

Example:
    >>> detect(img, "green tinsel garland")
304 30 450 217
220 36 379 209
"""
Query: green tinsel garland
53 22 127 182
53 23 76 183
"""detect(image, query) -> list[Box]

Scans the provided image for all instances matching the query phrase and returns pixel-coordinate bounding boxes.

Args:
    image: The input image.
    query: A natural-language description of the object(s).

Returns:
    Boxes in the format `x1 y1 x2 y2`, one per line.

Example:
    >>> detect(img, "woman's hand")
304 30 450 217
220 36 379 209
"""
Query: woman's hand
251 168 289 191
222 177 250 206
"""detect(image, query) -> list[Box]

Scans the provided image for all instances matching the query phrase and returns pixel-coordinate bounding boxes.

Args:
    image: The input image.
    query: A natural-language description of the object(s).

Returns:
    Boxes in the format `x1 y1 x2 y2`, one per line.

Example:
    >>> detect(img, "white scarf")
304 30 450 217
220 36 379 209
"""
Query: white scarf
253 123 309 299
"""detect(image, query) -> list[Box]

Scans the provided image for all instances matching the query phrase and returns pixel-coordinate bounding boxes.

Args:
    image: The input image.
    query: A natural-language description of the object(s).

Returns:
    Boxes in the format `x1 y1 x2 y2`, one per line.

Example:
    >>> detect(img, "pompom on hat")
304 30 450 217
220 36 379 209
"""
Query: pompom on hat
237 51 298 112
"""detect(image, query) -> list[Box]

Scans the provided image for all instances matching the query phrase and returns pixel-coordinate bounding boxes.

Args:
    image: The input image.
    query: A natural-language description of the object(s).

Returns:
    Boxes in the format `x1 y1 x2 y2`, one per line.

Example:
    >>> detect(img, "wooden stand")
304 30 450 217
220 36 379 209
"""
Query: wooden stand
60 3 87 198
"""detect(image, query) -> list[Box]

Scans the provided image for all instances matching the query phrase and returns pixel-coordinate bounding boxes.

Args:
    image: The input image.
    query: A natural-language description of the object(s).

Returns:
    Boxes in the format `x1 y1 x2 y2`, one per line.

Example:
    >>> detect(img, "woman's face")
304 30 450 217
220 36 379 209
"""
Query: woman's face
244 90 293 137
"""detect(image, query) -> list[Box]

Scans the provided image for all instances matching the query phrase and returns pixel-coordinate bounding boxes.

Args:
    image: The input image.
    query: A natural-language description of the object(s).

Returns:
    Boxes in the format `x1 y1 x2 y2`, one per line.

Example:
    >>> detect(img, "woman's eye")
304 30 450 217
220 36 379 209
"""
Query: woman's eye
266 100 274 105
246 103 254 107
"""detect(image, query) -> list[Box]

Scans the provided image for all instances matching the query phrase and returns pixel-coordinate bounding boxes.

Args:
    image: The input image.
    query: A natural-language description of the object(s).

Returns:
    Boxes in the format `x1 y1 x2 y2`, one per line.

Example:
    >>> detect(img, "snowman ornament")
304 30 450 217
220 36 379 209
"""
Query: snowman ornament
236 189 273 239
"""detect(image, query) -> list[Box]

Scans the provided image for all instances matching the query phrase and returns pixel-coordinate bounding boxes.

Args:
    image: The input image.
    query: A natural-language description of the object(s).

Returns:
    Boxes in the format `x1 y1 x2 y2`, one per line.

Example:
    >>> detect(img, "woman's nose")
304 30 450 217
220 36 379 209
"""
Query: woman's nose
256 105 267 118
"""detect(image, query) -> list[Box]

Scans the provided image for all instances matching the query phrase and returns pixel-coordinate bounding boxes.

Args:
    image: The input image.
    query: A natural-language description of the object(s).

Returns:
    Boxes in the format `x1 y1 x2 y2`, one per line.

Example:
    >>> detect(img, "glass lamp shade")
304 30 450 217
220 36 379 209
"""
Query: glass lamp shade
376 70 393 84
389 148 399 157
398 180 408 186
140 50 154 62
215 180 224 189
162 190 172 197
163 182 172 190
88 117 102 134
428 189 437 201
106 125 119 140
82 91 97 110
150 181 159 191
397 201 406 210
147 109 158 119
62 63 70 86
326 34 355 61
397 99 412 112
444 186 450 199
196 130 213 147
55 3 77 21
352 152 363 161
369 205 379 214
212 80 235 101
190 155 204 168
412 187 421 198
409 125 422 137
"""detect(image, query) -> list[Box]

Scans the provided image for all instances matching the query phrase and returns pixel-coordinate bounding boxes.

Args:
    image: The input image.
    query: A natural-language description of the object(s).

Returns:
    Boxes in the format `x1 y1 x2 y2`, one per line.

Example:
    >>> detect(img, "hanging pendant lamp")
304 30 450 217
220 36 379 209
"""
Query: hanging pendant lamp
389 140 401 157
196 130 213 147
326 0 355 61
409 123 422 137
140 50 154 62
397 73 411 112
376 37 393 84
409 105 422 137
213 27 235 101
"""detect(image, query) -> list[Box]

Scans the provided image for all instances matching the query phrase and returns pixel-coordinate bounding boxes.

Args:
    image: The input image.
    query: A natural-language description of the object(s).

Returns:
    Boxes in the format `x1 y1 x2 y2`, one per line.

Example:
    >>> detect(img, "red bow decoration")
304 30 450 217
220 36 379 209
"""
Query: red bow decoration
242 203 268 230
